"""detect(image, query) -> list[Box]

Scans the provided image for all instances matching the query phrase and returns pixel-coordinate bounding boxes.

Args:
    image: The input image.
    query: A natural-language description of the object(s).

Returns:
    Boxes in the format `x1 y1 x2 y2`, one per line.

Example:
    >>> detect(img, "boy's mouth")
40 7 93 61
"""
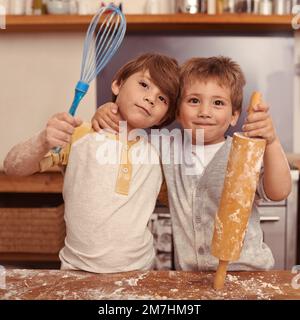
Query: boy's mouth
135 104 151 117
192 121 215 126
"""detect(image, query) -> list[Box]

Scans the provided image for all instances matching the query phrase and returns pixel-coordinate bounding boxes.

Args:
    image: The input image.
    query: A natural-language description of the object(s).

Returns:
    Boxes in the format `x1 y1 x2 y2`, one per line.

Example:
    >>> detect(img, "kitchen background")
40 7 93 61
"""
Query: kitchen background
0 0 299 270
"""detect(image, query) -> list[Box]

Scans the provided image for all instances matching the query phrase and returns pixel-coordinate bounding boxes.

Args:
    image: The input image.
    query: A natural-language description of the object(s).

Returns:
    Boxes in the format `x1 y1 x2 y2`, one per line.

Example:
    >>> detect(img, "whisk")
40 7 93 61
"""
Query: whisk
54 4 126 152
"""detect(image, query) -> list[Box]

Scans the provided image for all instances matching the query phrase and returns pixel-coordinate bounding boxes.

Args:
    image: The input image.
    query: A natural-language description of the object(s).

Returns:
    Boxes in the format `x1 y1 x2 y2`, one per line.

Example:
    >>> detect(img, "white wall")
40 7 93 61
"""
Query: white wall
0 33 96 168
122 0 176 14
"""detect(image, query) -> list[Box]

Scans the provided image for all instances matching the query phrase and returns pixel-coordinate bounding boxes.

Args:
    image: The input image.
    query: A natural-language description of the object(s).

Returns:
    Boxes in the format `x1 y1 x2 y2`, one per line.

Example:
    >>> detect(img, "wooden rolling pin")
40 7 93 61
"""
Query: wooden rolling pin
211 92 267 290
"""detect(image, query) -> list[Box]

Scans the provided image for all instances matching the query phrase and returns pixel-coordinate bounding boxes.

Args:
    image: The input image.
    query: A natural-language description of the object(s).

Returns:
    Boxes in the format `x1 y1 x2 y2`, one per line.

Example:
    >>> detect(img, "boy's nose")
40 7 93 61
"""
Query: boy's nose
197 105 212 117
144 97 155 106
198 112 211 118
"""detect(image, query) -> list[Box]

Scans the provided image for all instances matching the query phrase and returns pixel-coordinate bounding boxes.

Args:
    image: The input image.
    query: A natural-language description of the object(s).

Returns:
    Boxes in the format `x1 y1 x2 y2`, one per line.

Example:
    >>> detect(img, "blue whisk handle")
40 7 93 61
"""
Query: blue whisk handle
68 81 90 116
52 81 89 154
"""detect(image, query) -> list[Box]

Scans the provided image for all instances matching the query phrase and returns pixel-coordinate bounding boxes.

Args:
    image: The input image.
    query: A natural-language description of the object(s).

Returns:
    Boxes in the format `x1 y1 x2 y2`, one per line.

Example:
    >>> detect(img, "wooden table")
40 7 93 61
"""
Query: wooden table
0 269 299 300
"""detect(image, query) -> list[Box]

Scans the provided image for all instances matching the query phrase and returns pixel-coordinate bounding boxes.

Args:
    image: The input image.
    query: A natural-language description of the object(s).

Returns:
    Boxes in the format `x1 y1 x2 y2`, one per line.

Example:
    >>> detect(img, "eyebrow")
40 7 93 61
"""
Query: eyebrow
213 95 229 101
184 93 201 98
185 93 230 102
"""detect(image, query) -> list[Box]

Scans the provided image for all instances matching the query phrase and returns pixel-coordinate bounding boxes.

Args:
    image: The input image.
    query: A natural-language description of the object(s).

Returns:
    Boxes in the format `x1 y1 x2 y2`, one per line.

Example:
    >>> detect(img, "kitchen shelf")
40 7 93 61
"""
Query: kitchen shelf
2 14 296 33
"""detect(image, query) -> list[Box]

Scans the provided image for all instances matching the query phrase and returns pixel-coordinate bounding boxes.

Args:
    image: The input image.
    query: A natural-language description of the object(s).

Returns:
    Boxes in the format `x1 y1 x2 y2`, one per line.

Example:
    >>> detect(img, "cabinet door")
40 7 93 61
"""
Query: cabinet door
258 206 286 269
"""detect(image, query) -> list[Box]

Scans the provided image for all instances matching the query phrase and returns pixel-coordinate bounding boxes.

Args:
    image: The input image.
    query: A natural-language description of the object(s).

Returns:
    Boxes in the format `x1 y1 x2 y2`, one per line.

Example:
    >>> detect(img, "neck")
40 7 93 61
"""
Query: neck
118 121 140 142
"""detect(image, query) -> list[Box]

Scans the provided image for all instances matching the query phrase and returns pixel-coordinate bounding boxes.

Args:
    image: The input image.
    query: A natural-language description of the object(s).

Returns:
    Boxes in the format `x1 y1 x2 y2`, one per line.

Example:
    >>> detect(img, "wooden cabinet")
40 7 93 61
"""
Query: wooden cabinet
0 170 63 267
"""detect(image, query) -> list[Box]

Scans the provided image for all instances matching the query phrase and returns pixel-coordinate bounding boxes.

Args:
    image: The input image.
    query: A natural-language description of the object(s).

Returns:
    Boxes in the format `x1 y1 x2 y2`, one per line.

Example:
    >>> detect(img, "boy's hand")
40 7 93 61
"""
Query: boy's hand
43 112 82 149
91 102 121 133
242 103 277 145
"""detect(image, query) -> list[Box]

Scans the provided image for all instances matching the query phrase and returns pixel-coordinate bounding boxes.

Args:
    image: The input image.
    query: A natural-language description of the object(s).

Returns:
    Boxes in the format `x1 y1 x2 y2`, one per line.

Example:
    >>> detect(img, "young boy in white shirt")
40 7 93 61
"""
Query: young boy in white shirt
3 53 180 273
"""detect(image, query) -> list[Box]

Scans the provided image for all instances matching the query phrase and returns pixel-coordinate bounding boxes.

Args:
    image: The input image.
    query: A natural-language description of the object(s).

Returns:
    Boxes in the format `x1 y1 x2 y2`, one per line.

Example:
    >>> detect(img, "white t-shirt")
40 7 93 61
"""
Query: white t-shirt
191 141 225 176
59 128 162 273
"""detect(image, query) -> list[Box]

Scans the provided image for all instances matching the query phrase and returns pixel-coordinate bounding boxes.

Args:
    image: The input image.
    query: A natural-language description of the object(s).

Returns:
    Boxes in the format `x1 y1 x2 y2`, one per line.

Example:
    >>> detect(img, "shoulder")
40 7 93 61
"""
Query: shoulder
72 122 94 144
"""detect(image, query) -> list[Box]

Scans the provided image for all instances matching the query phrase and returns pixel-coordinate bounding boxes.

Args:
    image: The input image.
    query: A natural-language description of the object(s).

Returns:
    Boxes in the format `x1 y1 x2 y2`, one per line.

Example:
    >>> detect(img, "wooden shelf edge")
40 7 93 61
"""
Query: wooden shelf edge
0 171 63 193
0 252 60 262
1 14 296 33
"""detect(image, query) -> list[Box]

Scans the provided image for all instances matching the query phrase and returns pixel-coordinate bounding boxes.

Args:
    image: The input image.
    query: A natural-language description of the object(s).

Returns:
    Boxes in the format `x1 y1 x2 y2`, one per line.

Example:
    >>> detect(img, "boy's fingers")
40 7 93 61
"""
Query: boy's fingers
52 128 72 143
55 112 76 125
108 112 122 125
103 116 120 132
253 103 269 112
92 119 101 132
58 121 76 135
74 116 83 126
46 131 70 149
244 129 265 139
98 118 117 132
54 112 81 127
50 118 75 135
246 112 269 123
243 121 269 132
110 103 119 114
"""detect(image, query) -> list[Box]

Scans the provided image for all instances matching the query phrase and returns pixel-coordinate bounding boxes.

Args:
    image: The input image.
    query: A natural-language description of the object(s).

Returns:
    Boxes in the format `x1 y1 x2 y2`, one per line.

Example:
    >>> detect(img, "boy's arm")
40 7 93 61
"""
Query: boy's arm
261 138 291 201
3 113 82 176
3 130 51 176
243 103 291 201
92 102 121 132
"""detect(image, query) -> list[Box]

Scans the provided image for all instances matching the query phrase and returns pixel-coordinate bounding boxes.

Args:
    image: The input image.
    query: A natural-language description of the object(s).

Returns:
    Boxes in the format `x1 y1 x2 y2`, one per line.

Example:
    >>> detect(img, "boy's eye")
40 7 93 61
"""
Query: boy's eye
214 100 225 107
188 98 200 104
139 81 148 88
159 96 168 105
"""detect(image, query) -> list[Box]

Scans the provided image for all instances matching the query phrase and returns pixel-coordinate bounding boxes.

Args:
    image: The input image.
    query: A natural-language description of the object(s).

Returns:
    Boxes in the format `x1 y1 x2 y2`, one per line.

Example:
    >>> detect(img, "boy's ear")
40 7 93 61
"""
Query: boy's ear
111 80 120 96
230 110 240 127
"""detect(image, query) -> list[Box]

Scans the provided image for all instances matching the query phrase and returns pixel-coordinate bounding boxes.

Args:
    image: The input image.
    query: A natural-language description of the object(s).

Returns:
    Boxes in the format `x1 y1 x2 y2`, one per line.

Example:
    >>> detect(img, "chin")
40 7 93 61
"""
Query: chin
127 116 152 130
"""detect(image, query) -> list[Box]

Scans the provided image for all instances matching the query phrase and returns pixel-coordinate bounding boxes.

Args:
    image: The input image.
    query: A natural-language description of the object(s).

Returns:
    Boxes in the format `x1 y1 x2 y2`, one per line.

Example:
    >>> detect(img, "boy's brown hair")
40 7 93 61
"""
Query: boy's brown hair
179 56 246 114
112 53 180 127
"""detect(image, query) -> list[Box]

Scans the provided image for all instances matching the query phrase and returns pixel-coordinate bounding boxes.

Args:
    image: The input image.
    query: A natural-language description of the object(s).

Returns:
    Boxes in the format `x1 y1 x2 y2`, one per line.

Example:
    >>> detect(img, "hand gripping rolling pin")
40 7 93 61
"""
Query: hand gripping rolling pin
211 92 266 290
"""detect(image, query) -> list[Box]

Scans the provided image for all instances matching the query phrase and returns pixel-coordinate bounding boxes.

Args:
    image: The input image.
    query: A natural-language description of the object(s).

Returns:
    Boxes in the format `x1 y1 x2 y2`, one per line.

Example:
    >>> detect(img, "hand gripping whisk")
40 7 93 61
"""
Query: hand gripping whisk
54 4 126 153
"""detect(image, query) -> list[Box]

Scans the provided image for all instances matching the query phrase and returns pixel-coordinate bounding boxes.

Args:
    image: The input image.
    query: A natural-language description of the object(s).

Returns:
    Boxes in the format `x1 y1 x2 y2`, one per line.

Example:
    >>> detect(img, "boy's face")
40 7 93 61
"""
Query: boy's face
111 70 169 131
178 79 240 145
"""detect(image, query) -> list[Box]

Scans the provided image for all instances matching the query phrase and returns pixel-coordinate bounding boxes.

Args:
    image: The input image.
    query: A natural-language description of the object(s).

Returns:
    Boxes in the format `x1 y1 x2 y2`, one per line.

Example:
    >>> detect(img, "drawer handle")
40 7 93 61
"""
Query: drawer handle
260 216 280 222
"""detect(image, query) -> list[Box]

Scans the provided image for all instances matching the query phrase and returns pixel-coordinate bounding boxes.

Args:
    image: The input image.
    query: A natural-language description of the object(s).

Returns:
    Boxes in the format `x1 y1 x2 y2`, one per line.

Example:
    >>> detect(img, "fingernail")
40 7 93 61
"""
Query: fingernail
112 109 117 114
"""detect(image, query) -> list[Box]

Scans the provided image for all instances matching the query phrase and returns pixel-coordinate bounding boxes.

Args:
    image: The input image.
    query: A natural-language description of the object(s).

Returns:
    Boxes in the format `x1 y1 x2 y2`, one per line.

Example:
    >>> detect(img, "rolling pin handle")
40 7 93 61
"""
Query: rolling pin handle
213 260 229 290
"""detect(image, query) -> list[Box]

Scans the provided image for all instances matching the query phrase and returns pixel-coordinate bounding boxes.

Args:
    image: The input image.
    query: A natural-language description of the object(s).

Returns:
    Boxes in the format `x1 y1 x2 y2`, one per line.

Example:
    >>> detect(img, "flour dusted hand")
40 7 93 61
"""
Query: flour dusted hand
3 112 82 176
43 112 83 149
